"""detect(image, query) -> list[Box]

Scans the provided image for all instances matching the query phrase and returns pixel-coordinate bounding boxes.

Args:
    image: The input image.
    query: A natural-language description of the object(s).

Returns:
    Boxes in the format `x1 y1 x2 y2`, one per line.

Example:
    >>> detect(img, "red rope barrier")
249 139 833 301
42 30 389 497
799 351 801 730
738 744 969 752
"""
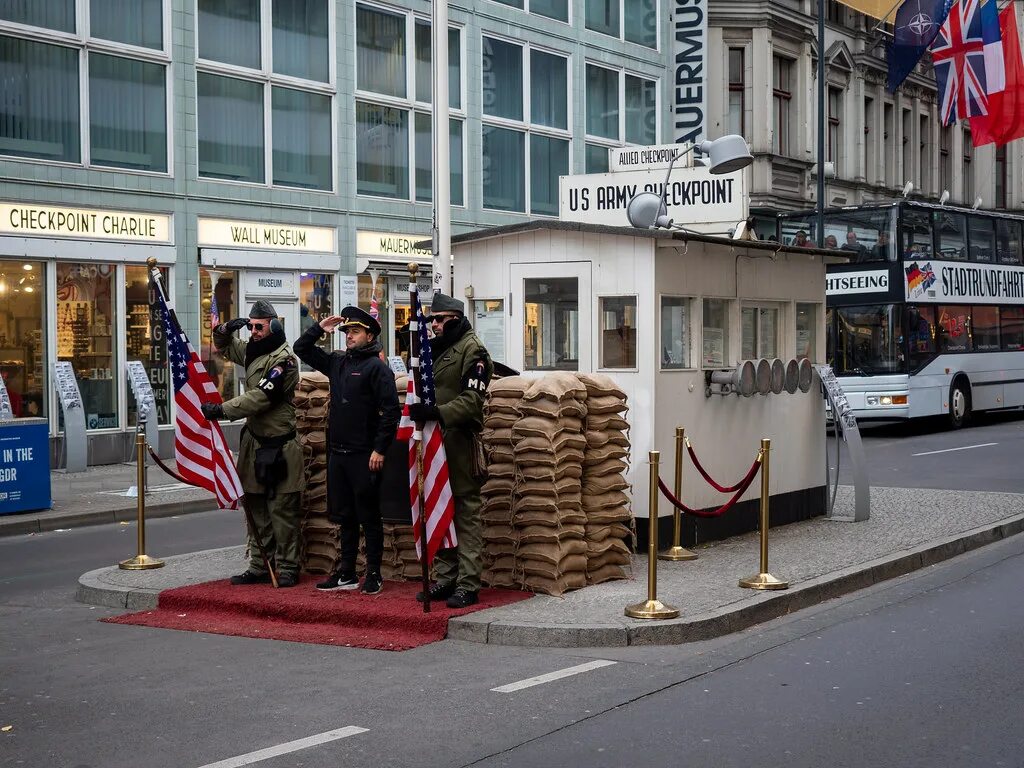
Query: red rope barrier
656 454 762 518
147 444 188 486
686 438 758 493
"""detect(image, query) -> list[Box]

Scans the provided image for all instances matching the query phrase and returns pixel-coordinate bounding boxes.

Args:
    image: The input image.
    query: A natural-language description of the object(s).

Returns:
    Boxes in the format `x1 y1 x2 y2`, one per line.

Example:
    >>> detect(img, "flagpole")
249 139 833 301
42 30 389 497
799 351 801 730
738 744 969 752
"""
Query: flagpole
409 262 431 614
817 0 826 247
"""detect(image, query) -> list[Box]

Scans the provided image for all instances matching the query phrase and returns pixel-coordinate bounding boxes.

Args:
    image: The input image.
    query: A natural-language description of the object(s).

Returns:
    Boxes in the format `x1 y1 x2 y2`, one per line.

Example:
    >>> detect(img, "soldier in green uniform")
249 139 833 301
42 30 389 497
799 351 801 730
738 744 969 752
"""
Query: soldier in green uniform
203 300 304 588
410 293 493 608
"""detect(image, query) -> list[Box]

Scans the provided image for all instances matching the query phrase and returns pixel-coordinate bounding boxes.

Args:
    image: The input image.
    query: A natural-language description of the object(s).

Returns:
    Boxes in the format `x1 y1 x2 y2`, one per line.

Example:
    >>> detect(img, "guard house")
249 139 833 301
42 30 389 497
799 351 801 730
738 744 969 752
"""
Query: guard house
449 221 843 544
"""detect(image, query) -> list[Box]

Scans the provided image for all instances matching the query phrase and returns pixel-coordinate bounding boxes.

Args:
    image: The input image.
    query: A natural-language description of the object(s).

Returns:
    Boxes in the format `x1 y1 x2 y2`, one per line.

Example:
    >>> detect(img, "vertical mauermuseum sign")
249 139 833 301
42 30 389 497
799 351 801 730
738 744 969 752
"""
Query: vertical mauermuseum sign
673 0 707 145
0 202 170 242
198 218 336 253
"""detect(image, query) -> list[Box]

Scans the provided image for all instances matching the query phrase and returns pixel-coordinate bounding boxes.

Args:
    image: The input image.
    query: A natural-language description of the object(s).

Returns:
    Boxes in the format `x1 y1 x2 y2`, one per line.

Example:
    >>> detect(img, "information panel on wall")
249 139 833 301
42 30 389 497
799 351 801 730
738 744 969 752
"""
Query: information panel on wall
0 419 51 514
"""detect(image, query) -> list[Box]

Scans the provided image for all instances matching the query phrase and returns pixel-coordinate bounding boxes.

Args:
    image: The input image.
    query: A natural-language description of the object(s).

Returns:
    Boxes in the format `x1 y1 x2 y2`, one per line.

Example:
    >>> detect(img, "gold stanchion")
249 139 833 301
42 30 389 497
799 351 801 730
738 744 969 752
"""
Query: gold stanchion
659 427 698 561
119 430 164 570
625 451 680 619
739 438 787 590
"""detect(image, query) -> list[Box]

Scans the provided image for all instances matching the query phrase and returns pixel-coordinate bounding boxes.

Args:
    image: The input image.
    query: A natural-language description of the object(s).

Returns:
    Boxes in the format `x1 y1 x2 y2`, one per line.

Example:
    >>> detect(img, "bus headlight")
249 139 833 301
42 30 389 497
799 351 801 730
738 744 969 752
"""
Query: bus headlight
870 395 908 406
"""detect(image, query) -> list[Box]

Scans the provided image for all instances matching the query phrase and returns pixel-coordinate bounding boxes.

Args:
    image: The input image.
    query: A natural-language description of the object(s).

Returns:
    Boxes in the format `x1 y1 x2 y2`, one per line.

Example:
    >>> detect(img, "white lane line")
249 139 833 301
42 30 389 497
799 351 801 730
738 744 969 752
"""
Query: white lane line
491 660 617 693
912 442 998 457
196 726 368 768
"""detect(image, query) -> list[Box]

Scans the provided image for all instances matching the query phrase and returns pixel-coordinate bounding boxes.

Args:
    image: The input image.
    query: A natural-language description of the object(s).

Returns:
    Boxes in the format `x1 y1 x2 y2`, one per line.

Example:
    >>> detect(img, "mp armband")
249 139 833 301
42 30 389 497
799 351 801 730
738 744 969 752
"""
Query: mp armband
462 359 491 393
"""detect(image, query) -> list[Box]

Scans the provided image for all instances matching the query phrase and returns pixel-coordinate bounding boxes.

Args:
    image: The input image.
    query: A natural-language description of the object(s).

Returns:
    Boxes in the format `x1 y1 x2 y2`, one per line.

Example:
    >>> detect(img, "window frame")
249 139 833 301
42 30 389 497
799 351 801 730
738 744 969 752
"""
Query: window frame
740 300 783 361
727 47 746 140
597 294 639 371
772 56 793 157
583 61 659 149
659 294 694 371
483 0 572 24
584 0 659 49
701 296 733 369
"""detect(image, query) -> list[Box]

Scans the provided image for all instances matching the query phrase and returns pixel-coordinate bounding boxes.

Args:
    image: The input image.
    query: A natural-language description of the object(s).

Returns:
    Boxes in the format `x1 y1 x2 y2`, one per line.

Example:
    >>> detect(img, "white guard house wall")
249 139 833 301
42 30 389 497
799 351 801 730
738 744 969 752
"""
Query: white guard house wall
450 221 833 548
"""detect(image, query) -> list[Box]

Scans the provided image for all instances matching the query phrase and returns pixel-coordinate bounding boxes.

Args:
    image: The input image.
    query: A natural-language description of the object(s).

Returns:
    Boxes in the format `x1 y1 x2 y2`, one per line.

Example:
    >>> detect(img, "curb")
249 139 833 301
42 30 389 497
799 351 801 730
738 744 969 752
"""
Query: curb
0 497 218 538
446 513 1024 647
76 565 162 611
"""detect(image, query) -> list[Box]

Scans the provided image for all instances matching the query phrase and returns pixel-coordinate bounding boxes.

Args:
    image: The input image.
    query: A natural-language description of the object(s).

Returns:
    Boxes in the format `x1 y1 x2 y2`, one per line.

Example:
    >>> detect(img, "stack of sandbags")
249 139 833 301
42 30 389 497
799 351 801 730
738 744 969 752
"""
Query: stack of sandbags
512 373 590 596
578 373 633 585
295 372 337 574
480 376 527 589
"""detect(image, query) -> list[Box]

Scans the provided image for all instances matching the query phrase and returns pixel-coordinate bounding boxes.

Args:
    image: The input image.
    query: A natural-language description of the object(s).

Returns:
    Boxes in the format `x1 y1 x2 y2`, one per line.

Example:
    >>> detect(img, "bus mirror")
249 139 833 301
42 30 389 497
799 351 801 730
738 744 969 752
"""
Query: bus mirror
784 359 800 394
797 358 814 393
754 359 772 395
709 360 757 397
769 358 786 394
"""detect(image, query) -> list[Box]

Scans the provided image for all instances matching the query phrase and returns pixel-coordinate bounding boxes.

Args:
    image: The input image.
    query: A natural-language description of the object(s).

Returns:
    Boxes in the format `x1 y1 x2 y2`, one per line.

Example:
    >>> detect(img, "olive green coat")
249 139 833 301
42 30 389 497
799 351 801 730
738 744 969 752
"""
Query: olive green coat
213 333 304 495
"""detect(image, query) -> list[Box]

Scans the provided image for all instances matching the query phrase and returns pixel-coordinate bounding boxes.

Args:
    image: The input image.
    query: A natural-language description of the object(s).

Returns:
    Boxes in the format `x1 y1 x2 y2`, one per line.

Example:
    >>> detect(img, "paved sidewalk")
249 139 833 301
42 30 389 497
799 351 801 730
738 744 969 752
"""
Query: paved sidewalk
0 461 218 537
76 485 1024 648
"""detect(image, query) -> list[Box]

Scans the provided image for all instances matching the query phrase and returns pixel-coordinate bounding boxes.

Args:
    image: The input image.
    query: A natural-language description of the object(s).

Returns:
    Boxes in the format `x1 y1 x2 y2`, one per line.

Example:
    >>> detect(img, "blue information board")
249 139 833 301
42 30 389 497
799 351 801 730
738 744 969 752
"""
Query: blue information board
0 419 52 514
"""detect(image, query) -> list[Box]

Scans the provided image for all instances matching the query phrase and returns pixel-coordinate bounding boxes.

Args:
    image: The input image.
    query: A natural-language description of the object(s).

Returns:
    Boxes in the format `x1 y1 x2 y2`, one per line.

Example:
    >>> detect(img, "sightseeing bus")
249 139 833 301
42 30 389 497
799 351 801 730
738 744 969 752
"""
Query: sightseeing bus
778 200 1024 427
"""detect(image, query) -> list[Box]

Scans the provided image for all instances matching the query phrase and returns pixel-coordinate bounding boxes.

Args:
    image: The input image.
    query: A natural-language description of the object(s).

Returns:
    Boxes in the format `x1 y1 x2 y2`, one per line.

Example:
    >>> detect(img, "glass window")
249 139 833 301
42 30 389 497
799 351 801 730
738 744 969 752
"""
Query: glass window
901 207 933 258
414 24 461 109
89 53 167 172
996 219 1022 265
742 306 778 359
834 304 906 375
272 0 329 82
624 0 657 48
482 125 525 211
599 297 637 368
585 143 609 173
820 207 896 261
531 51 567 130
299 272 333 369
702 298 730 367
0 260 46 418
586 65 618 139
530 135 568 216
660 296 690 369
968 217 994 262
905 304 935 371
91 0 163 49
493 0 524 7
0 37 80 163
935 211 967 260
972 305 1000 351
125 266 170 426
937 305 971 353
1001 306 1024 350
197 0 260 69
482 38 523 121
355 102 409 198
828 87 842 175
727 48 745 139
524 278 579 370
796 303 817 361
625 75 656 145
532 0 569 22
272 86 331 190
56 263 116 430
473 299 505 364
415 115 464 206
356 5 406 99
585 0 618 37
200 268 238 401
772 56 792 156
197 73 265 183
0 1 74 31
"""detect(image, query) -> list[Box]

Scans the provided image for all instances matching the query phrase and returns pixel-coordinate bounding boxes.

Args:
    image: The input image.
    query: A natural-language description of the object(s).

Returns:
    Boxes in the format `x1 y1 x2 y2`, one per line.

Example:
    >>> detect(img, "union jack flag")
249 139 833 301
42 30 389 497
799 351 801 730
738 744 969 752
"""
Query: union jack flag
930 0 1003 125
396 282 456 563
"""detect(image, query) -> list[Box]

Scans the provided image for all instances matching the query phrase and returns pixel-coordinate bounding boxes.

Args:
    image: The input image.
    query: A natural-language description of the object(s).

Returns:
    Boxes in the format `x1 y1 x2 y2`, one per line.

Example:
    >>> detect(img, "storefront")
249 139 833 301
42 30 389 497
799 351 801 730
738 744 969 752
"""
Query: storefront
0 200 174 465
197 217 340 397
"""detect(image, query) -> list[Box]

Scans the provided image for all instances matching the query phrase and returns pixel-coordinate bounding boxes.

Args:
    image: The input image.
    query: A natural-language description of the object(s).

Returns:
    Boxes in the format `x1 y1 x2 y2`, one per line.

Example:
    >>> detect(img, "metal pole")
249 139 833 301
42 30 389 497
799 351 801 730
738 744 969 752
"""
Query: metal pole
739 439 788 590
625 452 679 619
816 0 826 247
431 0 451 294
119 429 164 570
659 427 697 561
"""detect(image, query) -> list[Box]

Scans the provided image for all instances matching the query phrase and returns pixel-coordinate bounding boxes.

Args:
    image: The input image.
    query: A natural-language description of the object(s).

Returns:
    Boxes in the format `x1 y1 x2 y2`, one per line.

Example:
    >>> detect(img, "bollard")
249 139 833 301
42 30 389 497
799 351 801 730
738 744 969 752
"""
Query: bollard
659 427 698 561
738 438 788 590
625 451 680 619
119 430 164 570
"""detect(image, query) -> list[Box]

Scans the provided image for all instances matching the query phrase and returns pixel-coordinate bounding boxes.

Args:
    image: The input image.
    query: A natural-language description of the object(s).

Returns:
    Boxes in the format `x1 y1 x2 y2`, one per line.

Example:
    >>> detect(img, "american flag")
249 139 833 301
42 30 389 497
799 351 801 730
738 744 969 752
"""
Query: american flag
931 0 1003 124
210 289 220 328
396 283 456 563
151 272 244 510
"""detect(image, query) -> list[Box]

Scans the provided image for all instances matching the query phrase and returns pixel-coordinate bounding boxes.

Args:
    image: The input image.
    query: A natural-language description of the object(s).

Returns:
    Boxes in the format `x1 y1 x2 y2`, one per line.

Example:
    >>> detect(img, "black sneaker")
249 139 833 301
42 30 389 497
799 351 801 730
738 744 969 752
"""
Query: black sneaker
230 570 272 586
445 588 479 609
276 572 298 588
361 572 383 595
315 570 359 591
416 581 456 603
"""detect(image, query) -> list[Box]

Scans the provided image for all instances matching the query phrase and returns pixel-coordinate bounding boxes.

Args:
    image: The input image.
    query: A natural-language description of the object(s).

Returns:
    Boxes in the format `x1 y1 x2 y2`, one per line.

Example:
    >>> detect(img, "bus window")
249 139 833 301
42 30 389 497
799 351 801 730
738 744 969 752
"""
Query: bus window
901 207 932 258
906 304 936 370
835 304 904 374
780 219 814 247
968 217 994 262
937 306 972 353
823 208 895 263
972 306 1000 351
996 219 1023 265
934 211 967 260
1001 306 1024 350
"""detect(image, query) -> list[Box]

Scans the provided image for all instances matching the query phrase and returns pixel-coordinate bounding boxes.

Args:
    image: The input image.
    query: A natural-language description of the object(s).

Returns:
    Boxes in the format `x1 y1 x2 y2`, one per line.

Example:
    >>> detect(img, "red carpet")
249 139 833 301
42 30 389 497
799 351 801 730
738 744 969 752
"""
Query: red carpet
102 577 532 651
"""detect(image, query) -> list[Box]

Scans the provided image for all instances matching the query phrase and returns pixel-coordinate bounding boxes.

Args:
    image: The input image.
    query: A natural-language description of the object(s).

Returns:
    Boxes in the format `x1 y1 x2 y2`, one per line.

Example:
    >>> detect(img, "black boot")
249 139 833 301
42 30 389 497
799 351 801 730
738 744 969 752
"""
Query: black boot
416 581 456 603
446 588 479 609
230 569 272 585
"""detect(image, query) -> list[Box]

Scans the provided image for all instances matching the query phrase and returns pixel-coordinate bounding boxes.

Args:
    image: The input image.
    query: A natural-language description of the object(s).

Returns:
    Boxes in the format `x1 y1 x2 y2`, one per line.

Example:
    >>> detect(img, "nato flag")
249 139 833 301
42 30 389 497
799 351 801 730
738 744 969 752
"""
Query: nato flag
888 0 956 92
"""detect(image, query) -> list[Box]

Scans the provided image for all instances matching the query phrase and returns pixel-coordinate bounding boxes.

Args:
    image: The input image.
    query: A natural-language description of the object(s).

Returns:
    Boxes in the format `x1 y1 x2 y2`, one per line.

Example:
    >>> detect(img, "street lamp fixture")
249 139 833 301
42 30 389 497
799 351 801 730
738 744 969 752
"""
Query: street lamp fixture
625 134 754 230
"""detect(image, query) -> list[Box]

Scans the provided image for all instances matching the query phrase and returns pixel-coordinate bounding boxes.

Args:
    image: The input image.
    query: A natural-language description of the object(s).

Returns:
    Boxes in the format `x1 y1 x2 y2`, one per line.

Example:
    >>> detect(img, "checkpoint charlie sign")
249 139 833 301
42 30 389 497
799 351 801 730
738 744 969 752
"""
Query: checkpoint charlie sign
609 143 694 172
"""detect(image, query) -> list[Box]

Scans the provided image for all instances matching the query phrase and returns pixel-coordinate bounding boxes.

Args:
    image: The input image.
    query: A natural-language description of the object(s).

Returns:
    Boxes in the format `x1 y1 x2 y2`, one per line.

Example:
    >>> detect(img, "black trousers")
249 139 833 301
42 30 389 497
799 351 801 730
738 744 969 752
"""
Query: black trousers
328 450 383 574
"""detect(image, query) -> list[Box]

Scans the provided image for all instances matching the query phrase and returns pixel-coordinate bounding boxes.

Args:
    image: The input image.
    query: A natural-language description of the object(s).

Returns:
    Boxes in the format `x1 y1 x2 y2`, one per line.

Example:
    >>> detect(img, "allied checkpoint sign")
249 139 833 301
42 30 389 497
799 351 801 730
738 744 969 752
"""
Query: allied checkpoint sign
558 164 748 235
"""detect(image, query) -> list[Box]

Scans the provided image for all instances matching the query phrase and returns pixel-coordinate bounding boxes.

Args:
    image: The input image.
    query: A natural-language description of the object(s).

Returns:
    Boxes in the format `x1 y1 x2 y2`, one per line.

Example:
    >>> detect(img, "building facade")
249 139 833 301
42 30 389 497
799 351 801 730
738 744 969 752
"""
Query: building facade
0 0 1018 463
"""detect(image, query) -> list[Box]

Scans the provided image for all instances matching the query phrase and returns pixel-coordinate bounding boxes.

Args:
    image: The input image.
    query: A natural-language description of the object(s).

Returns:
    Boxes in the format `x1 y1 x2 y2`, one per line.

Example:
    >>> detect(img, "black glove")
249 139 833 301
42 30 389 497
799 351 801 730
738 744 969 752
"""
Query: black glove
200 402 224 420
225 317 249 334
408 403 442 424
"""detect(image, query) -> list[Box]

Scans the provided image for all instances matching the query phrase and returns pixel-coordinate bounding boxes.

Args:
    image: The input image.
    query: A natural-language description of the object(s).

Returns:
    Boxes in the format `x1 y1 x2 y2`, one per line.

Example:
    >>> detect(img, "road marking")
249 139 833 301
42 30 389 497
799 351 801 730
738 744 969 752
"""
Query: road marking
490 660 617 693
196 726 368 768
912 442 998 457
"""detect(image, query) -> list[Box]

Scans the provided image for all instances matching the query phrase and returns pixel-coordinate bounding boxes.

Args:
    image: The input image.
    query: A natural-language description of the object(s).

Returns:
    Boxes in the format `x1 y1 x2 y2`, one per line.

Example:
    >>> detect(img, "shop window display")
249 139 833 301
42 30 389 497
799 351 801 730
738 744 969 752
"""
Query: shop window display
199 268 238 400
0 260 46 418
299 272 334 370
125 265 170 426
56 263 115 429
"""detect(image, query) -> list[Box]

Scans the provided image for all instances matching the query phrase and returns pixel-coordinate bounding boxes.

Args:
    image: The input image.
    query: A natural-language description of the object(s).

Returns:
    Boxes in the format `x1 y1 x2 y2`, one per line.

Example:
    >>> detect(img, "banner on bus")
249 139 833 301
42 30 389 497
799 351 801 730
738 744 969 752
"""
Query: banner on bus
826 264 902 305
904 259 1024 304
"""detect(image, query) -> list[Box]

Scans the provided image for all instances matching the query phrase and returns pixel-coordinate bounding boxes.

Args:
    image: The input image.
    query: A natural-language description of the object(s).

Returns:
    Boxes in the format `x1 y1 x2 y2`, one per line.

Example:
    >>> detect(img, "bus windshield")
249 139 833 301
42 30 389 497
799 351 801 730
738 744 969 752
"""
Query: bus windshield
780 207 896 262
831 304 905 375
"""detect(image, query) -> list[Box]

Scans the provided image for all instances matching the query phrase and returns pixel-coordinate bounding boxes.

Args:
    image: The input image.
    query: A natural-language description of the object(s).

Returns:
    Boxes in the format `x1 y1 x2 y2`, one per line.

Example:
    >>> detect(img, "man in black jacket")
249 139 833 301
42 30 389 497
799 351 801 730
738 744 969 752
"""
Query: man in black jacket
294 306 400 595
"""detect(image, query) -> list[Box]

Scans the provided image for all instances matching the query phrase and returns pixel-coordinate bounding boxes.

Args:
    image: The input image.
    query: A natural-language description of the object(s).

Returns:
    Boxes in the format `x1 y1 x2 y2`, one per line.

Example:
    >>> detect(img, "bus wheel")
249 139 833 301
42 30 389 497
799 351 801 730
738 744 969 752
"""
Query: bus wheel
948 379 971 429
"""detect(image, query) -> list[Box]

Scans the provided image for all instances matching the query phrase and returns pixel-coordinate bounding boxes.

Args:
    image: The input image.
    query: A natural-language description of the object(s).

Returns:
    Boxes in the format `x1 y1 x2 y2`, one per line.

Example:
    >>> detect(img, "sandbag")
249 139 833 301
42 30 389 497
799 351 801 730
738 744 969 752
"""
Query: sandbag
523 373 588 402
585 394 628 414
586 563 628 584
585 413 630 432
519 398 587 420
512 415 584 439
524 571 587 595
490 376 530 397
577 372 626 399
